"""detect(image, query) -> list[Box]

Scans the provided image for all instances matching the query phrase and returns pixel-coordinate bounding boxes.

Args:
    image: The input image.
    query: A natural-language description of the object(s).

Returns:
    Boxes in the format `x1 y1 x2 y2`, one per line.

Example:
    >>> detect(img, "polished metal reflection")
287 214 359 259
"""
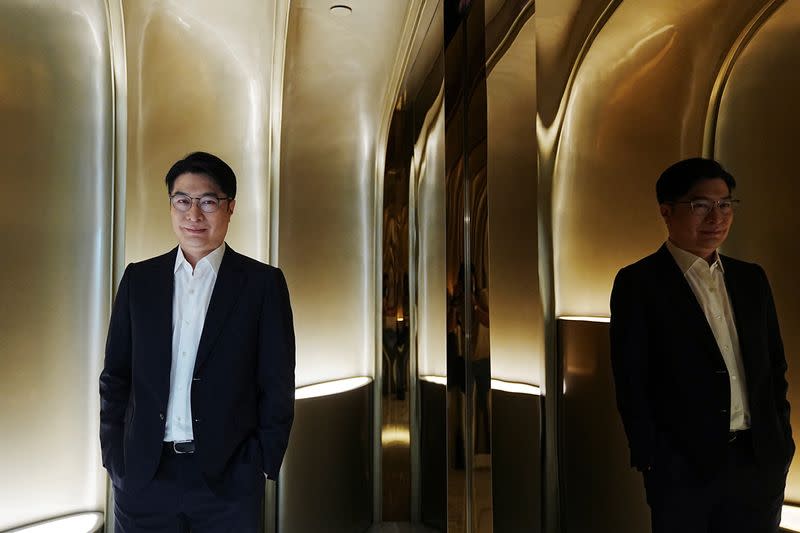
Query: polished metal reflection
0 0 113 529
713 0 800 502
558 319 649 532
381 106 414 521
443 1 493 530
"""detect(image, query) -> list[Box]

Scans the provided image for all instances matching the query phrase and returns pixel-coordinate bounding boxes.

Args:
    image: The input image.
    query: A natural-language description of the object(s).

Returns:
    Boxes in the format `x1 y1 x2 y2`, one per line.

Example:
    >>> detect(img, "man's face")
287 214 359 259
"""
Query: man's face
660 177 733 261
170 172 235 262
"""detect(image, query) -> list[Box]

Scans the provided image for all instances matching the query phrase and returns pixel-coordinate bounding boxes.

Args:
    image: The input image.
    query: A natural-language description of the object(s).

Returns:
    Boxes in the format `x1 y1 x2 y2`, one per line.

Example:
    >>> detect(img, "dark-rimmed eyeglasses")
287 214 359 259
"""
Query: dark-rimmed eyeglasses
670 198 740 217
170 193 232 213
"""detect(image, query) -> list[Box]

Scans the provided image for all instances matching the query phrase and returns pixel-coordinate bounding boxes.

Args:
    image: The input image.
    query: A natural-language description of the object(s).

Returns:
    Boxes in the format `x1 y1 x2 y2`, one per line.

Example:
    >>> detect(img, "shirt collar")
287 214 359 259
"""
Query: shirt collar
174 242 227 274
665 239 724 274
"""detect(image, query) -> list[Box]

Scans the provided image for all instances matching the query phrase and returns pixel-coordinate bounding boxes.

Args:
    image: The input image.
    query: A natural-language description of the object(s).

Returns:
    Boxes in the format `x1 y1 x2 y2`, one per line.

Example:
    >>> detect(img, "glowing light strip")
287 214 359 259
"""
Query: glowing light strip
782 505 800 531
295 377 372 400
420 375 541 396
558 315 611 323
381 427 411 446
420 375 447 386
8 512 103 533
491 378 541 396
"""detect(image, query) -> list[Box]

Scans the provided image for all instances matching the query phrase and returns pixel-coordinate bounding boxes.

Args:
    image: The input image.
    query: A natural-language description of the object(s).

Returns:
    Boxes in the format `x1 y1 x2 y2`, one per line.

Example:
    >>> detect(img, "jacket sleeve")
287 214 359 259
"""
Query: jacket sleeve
759 266 793 446
609 267 656 471
99 264 133 476
257 267 296 479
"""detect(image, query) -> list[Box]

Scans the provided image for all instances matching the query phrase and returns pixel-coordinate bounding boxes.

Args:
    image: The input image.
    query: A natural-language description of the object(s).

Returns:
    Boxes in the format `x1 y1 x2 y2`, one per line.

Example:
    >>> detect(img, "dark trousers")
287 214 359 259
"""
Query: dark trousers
645 432 785 533
113 446 264 533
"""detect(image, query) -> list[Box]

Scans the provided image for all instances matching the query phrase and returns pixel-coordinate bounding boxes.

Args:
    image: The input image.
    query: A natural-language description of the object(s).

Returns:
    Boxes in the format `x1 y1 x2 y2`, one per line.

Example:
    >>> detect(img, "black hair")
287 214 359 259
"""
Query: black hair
164 151 237 199
656 157 735 204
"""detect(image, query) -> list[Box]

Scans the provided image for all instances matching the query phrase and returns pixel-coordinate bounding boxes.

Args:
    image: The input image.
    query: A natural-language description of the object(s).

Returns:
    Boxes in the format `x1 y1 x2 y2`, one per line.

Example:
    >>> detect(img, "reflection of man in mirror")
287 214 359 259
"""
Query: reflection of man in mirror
610 158 793 532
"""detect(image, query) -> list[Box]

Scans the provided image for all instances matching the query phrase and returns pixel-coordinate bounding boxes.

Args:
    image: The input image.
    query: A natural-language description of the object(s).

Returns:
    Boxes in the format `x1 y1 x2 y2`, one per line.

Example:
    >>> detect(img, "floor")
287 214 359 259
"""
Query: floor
366 522 441 533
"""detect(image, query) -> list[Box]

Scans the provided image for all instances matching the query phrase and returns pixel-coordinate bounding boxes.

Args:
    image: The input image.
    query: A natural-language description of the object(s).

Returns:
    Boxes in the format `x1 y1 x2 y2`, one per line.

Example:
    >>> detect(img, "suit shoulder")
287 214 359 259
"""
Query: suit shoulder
124 248 177 274
720 254 762 272
227 249 284 278
615 249 663 280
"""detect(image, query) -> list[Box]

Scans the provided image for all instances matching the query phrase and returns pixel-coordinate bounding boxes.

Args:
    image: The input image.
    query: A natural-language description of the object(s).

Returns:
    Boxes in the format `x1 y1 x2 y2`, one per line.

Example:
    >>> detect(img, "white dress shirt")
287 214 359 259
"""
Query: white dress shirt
666 240 750 430
164 243 226 442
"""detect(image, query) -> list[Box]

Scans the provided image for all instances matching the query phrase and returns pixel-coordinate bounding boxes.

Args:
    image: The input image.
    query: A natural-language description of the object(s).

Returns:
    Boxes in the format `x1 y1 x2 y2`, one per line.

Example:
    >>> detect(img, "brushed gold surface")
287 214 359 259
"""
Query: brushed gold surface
713 0 800 503
280 0 411 387
122 0 278 265
0 0 113 529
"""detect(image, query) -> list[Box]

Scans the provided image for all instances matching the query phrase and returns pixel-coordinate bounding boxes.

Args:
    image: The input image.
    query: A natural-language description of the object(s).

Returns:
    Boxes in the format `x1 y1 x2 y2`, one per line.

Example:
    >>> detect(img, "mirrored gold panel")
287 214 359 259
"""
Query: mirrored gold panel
0 0 113 529
486 13 541 387
443 1 493 530
551 0 764 317
714 0 800 502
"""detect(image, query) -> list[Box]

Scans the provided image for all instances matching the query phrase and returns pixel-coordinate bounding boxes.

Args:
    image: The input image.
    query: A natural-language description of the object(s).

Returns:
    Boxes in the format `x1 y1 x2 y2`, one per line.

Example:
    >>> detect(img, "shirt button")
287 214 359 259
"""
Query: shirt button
189 289 195 295
182 351 187 357
732 376 738 380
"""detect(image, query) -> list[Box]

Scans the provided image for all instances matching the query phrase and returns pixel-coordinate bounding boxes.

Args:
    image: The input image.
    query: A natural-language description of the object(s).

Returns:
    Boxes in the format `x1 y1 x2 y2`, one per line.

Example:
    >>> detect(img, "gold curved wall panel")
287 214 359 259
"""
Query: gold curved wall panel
486 14 541 386
714 0 800 502
279 0 411 386
123 0 278 264
0 0 113 529
553 0 764 317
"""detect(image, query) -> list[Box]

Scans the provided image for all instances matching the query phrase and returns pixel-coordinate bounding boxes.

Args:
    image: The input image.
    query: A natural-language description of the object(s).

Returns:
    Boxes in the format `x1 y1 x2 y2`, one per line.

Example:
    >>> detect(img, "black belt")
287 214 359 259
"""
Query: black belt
728 429 750 443
164 440 195 454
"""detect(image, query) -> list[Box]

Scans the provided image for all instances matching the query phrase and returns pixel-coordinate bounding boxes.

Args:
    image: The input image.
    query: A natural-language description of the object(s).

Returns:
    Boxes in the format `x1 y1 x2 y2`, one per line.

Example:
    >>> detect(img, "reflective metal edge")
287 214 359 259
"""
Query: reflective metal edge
373 0 432 522
411 86 445 526
702 0 786 157
268 0 291 267
267 4 290 531
535 3 622 533
485 0 535 74
103 0 128 531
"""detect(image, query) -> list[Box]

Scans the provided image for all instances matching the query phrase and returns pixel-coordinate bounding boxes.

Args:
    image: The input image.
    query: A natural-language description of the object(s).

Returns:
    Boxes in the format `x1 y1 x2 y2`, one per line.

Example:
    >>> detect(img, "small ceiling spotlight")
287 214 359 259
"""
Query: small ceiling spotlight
330 4 353 16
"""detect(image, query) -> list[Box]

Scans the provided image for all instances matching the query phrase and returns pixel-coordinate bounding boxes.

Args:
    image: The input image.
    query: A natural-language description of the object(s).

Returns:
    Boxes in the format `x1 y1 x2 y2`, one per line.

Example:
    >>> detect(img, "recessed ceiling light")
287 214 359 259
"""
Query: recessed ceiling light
330 4 352 16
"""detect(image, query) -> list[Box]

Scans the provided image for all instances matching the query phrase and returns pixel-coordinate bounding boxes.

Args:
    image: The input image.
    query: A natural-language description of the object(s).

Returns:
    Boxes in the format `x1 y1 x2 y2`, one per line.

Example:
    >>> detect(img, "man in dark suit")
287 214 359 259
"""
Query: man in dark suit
610 158 794 532
99 151 295 532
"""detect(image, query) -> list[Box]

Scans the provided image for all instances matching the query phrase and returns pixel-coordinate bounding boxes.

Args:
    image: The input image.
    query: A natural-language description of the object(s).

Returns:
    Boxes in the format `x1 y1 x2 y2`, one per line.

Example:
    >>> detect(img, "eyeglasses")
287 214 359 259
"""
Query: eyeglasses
670 198 740 217
170 193 232 213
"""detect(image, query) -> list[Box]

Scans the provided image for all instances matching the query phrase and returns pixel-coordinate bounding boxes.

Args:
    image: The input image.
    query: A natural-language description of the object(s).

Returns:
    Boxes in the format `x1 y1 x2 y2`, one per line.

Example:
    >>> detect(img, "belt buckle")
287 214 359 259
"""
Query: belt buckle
728 431 738 443
173 440 194 454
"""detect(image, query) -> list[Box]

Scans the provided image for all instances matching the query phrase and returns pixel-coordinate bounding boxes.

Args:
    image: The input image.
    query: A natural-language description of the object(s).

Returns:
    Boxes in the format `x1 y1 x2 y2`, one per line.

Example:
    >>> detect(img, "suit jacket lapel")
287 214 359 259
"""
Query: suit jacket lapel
721 258 758 378
193 245 245 374
144 247 177 406
654 245 724 363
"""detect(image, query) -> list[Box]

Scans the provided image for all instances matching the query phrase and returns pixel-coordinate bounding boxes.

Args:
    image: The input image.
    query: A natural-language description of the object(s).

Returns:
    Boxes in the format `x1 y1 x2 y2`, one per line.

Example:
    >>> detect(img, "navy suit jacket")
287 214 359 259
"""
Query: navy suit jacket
99 245 295 493
610 245 793 481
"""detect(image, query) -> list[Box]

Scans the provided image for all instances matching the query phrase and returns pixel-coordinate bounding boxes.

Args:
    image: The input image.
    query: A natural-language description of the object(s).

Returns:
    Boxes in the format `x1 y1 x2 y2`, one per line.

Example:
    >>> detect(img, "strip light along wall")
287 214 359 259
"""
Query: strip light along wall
782 504 800 531
557 315 611 323
294 376 372 400
7 512 103 533
420 375 541 396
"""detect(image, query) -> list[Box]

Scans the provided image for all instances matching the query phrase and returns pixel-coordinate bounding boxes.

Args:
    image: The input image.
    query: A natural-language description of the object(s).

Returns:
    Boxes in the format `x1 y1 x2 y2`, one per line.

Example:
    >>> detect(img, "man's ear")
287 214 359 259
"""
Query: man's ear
659 203 671 222
228 198 236 216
